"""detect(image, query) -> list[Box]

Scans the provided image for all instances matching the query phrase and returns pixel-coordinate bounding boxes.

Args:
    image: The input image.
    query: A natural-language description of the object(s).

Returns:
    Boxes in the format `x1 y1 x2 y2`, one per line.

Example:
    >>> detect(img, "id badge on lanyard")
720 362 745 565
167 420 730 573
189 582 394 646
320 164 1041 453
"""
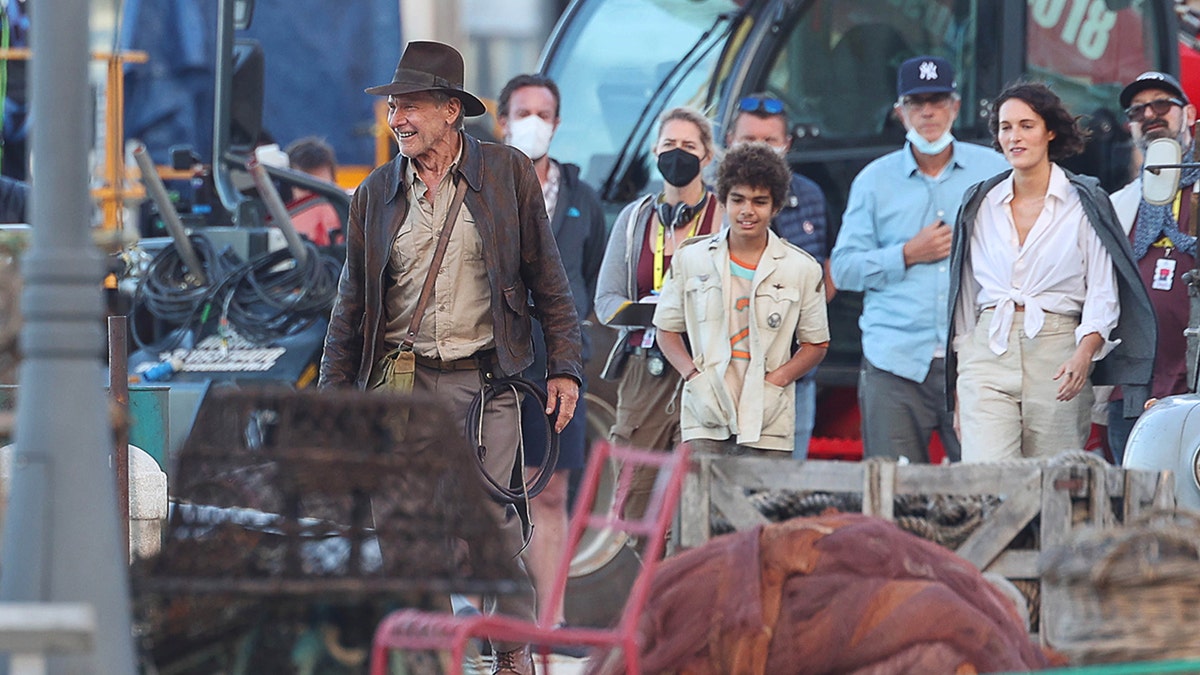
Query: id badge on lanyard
1153 255 1177 291
1152 191 1185 292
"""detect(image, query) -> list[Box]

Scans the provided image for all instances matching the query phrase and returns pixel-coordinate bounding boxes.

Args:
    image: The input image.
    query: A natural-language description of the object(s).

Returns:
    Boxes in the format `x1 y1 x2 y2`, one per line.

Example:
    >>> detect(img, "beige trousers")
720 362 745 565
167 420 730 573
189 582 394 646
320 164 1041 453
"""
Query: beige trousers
611 352 683 520
957 309 1092 462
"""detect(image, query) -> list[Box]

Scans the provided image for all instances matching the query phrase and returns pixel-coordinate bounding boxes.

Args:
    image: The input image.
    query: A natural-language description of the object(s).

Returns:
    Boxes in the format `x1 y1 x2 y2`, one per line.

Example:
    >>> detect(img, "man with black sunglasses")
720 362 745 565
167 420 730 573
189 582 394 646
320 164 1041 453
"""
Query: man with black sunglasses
725 93 833 459
1107 71 1198 461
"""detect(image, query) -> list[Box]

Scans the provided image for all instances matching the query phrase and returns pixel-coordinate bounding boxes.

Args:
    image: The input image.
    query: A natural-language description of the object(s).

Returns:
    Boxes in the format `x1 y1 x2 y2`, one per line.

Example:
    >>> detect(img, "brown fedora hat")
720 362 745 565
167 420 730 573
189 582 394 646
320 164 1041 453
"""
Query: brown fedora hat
365 40 486 117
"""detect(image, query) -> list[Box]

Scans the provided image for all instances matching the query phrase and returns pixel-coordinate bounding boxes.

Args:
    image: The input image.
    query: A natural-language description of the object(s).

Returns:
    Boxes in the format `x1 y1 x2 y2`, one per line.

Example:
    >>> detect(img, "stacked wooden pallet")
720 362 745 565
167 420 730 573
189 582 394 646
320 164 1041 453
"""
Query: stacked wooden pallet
677 453 1175 643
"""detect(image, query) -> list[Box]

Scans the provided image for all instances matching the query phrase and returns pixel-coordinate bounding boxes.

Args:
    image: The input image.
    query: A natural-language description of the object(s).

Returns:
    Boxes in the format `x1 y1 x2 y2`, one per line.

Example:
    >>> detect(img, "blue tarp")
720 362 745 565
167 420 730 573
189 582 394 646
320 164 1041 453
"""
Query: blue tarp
121 0 401 166
2 0 30 179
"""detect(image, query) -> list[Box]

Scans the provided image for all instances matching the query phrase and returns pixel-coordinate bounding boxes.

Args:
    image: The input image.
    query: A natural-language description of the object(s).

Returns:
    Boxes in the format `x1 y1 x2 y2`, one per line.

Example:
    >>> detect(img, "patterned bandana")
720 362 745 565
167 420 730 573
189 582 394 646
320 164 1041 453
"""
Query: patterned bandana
1134 148 1200 259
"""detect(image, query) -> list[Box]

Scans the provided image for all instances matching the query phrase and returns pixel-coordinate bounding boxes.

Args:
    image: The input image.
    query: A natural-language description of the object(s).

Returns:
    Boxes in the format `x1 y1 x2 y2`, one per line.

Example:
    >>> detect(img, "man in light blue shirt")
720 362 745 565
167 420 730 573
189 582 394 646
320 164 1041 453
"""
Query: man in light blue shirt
830 55 1008 463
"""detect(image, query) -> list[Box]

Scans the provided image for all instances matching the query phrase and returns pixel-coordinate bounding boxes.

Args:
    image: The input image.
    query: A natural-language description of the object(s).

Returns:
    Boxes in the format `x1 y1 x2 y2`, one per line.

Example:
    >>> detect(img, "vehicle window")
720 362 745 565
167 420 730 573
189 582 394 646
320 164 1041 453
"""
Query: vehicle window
1026 0 1158 117
1029 1 1165 189
543 0 738 190
760 0 979 145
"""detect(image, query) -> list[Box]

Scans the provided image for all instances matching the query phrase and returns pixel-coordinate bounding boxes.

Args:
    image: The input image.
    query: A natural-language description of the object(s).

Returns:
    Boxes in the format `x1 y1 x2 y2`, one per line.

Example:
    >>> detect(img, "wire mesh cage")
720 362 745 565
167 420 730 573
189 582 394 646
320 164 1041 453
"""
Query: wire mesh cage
132 387 523 673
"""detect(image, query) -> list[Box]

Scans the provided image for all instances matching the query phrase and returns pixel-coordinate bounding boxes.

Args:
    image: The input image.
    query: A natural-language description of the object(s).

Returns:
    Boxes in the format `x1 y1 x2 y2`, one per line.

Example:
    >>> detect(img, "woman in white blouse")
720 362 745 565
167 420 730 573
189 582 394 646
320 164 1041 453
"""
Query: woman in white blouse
947 82 1154 461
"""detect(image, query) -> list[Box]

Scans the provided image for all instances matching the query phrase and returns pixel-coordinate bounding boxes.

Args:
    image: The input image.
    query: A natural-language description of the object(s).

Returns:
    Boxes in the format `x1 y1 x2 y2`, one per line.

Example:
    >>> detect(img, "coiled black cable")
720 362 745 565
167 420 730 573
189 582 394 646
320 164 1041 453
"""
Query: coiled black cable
132 234 341 348
465 376 560 503
131 234 233 350
221 240 341 343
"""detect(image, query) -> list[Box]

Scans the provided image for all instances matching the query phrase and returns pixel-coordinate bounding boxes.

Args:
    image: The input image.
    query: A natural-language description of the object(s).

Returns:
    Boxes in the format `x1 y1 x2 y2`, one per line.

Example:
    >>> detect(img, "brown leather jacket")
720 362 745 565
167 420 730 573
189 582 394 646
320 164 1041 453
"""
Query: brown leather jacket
319 132 583 389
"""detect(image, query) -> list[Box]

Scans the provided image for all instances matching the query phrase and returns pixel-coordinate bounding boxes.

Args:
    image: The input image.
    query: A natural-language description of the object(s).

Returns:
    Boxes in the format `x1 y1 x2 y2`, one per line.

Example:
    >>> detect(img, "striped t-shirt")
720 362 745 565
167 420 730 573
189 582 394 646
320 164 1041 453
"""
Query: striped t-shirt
725 254 755 404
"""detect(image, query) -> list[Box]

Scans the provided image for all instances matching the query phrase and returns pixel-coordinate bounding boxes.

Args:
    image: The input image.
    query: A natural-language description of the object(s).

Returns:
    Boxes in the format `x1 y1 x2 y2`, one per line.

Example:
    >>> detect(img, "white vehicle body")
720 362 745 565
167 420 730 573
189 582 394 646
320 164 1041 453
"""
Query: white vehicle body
1123 394 1200 511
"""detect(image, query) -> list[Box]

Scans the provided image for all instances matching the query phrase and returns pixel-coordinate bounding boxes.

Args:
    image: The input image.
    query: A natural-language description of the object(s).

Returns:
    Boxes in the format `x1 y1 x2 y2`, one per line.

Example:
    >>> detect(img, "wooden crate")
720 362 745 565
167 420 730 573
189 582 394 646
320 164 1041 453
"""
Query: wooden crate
677 455 1176 642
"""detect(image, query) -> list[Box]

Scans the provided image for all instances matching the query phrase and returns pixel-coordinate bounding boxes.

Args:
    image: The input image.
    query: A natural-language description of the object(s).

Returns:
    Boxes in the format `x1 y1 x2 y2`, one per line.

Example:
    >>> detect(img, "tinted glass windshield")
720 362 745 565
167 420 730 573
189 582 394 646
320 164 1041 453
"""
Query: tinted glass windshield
1029 1 1164 188
543 0 739 190
1027 0 1160 115
761 1 979 146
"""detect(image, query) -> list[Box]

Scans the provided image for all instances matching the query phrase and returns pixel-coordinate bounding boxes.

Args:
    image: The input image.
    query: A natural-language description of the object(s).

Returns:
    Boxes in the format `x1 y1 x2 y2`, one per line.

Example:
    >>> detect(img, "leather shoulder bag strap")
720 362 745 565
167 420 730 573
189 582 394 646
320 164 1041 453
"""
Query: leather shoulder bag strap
403 176 469 349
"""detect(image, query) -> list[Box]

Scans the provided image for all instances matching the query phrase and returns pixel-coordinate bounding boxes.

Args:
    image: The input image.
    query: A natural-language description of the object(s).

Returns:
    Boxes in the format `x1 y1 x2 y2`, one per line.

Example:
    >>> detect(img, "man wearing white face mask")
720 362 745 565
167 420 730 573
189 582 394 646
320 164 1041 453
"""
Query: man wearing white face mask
726 93 833 460
830 55 1007 464
496 73 607 633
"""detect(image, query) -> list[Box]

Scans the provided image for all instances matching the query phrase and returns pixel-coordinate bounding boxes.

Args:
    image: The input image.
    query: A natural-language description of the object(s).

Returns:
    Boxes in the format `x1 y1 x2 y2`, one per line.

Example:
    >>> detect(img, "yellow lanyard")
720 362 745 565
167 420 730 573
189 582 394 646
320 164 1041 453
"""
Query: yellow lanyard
653 203 703 291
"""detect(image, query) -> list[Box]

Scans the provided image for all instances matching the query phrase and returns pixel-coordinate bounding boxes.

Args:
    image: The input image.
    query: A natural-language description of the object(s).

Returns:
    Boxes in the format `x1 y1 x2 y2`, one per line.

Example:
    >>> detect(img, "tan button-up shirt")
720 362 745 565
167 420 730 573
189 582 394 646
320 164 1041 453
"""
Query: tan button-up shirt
654 230 829 450
383 151 495 359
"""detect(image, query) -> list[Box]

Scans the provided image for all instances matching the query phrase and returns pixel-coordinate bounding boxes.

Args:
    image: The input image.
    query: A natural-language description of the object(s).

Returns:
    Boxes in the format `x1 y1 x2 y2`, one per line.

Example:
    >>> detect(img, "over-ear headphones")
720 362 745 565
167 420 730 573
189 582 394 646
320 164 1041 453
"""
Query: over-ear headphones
656 192 708 229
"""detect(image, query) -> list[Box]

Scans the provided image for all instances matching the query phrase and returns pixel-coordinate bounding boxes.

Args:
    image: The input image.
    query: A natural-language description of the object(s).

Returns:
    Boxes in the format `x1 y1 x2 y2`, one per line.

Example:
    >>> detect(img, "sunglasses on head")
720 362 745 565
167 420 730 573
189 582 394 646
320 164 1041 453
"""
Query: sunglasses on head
1124 97 1185 122
738 96 785 115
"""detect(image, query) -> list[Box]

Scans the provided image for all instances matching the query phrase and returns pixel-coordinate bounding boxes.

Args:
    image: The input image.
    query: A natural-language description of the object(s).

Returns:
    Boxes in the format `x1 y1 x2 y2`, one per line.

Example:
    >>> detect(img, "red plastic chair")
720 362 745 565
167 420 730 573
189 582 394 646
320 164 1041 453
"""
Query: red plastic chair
369 440 693 675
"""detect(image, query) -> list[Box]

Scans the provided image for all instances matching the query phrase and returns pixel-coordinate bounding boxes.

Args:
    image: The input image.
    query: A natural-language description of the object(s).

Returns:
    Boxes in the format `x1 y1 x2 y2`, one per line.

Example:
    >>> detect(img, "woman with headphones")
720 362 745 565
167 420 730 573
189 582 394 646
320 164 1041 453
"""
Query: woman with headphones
595 106 722 520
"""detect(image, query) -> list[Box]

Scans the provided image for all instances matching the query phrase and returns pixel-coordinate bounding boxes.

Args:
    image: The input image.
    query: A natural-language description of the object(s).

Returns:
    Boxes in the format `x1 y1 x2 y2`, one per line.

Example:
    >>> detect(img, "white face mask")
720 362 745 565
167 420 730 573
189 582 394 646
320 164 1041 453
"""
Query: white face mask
730 139 789 158
906 127 954 156
507 115 555 160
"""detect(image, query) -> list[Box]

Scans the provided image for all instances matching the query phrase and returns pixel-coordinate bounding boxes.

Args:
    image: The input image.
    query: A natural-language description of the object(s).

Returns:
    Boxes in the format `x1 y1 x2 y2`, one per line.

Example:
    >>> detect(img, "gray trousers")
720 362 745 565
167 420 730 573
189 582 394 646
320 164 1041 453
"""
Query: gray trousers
412 364 535 648
689 437 782 458
859 357 961 463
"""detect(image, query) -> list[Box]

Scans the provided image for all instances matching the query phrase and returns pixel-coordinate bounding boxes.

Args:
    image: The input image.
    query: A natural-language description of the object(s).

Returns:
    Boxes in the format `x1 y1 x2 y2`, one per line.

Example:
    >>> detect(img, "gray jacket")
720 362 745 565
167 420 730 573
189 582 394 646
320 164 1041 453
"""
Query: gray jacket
594 194 656 380
946 168 1156 415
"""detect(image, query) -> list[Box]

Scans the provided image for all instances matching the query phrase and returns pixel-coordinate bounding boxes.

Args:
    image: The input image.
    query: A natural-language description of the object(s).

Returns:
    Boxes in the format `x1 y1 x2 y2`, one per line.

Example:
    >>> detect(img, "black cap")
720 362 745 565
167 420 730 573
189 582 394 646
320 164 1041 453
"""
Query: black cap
1120 71 1189 109
896 56 956 98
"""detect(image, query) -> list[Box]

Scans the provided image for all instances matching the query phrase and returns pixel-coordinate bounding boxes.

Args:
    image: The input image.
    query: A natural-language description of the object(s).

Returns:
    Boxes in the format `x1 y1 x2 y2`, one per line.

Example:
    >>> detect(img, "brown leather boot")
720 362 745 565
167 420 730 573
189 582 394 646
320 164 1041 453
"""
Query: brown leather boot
490 644 534 674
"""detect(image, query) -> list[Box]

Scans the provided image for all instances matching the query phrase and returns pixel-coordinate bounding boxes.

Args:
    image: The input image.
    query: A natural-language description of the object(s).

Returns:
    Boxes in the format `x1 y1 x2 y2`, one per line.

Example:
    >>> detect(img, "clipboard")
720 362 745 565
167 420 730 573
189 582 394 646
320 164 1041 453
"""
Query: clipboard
604 301 658 327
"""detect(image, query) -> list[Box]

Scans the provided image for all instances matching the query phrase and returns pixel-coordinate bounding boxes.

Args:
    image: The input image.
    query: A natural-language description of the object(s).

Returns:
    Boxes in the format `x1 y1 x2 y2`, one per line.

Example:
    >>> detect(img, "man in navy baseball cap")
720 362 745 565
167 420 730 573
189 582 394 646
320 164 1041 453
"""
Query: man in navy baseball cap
829 55 1008 465
896 55 957 98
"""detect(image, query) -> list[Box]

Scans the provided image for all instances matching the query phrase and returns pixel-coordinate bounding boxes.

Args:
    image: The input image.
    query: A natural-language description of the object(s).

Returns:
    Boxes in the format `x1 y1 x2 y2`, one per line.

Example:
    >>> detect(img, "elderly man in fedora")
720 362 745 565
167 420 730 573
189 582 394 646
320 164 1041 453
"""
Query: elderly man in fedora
319 40 582 674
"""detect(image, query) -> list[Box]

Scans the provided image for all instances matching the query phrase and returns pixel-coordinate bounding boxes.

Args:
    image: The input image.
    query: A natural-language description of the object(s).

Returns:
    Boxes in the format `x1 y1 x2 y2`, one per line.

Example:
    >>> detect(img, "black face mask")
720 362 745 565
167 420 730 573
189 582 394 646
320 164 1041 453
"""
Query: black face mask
657 147 702 187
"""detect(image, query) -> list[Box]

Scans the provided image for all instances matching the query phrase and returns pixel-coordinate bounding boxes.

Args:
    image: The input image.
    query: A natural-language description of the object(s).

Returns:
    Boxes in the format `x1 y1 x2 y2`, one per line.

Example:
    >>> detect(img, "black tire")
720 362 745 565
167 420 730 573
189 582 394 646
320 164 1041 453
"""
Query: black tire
563 393 642 628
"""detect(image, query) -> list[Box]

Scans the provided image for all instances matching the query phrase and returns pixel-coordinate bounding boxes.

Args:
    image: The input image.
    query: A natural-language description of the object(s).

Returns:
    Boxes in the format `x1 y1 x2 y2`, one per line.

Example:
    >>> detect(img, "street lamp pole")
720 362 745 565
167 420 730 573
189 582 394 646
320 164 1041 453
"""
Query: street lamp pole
0 0 137 671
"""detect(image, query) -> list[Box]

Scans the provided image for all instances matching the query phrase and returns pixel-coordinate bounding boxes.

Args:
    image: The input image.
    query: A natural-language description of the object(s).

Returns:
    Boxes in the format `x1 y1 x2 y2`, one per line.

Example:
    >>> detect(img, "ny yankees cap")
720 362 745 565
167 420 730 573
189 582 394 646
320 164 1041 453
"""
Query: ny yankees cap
897 56 957 98
1119 71 1189 109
